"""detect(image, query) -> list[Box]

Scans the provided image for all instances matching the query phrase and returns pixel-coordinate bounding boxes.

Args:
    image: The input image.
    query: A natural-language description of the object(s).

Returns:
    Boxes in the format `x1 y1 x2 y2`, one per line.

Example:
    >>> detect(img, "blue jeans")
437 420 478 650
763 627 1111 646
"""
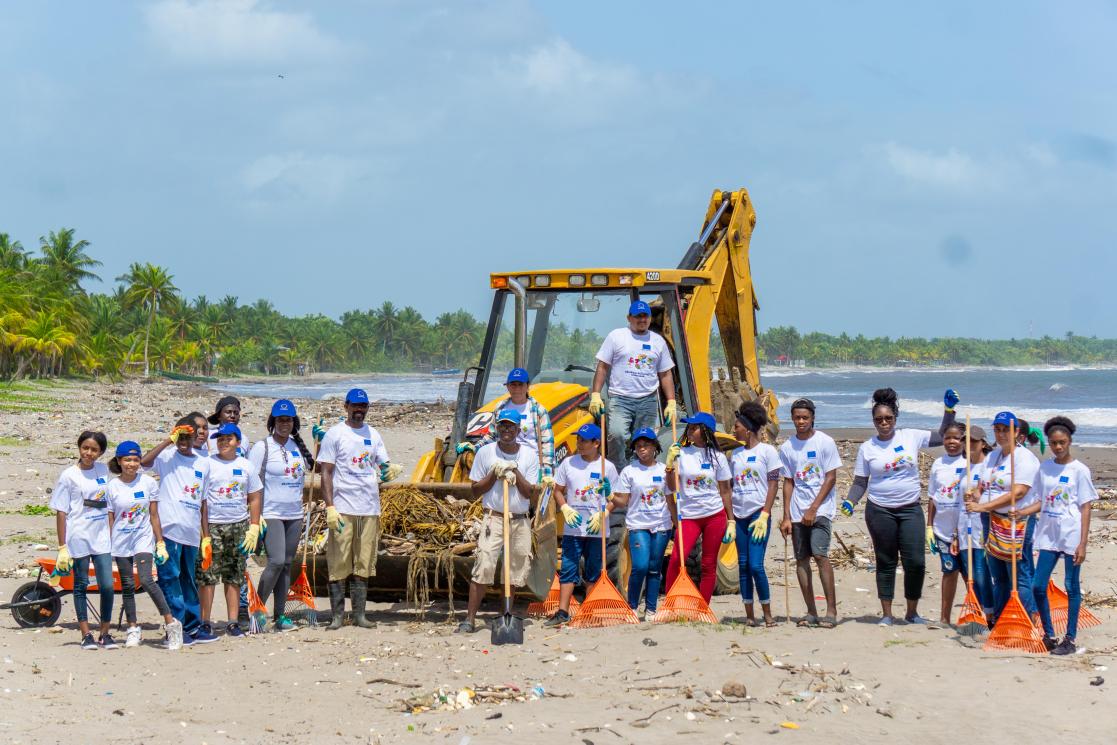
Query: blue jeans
958 546 994 613
1033 550 1082 640
156 539 202 635
627 529 672 613
72 553 114 624
735 510 771 604
985 515 1036 619
560 534 603 586
605 393 660 472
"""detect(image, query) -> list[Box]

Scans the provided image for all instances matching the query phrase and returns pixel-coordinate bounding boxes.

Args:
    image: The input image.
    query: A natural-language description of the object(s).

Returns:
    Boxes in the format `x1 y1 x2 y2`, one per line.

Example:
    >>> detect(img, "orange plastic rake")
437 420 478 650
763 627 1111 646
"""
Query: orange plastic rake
568 413 639 629
984 422 1046 654
245 572 269 634
654 419 718 625
1046 580 1101 635
527 575 580 619
957 417 988 632
285 432 322 625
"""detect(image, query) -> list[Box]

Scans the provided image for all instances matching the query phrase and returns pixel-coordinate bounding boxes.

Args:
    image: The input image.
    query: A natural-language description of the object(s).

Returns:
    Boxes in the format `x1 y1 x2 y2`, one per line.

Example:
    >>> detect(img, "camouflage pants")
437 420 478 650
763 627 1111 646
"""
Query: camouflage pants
196 520 248 586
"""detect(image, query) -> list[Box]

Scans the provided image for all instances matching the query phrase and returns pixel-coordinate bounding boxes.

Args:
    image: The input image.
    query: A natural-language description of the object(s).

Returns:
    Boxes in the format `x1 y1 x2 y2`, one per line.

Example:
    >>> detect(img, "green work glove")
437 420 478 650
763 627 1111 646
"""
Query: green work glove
154 541 169 566
239 523 261 555
560 504 582 527
750 511 770 542
455 441 475 455
665 444 681 470
587 510 607 535
379 462 403 482
663 399 678 426
588 392 605 418
926 526 939 555
722 521 736 544
326 506 345 533
601 478 612 498
55 545 72 575
311 423 327 443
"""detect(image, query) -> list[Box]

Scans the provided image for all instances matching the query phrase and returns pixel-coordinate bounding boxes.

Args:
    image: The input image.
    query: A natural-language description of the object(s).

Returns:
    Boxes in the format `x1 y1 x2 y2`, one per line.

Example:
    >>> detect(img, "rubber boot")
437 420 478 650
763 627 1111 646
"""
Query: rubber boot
327 580 346 631
351 578 376 629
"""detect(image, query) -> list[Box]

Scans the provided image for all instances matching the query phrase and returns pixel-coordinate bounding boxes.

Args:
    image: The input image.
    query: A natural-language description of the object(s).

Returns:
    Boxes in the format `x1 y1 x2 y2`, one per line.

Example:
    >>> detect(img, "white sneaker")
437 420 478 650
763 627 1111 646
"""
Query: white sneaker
163 619 183 651
125 625 142 648
644 611 657 623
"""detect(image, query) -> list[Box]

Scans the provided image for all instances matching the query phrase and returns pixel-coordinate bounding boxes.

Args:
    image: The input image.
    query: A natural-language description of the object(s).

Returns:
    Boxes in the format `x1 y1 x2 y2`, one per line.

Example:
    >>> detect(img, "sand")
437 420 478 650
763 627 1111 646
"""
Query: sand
1 378 1115 744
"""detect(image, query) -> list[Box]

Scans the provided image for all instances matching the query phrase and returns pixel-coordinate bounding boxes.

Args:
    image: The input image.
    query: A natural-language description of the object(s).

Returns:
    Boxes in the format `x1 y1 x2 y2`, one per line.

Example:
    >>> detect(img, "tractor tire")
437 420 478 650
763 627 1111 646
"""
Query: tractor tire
10 581 62 628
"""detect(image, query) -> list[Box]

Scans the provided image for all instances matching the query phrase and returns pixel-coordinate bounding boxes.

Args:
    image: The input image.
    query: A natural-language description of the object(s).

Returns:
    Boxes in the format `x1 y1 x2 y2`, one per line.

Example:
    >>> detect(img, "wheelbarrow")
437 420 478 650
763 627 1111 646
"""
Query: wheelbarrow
2 557 147 629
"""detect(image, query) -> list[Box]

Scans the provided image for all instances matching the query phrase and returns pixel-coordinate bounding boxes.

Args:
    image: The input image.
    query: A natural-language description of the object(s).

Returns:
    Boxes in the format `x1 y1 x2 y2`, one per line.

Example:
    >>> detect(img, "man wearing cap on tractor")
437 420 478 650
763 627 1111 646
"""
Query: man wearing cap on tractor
458 409 540 634
543 422 618 627
590 300 677 472
458 367 555 487
318 388 402 630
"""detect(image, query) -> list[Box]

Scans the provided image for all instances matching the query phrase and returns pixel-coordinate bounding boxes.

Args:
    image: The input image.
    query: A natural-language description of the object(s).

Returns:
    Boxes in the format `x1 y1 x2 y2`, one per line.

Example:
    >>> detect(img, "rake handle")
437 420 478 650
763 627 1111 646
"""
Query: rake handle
965 415 973 589
1009 420 1017 587
502 479 512 611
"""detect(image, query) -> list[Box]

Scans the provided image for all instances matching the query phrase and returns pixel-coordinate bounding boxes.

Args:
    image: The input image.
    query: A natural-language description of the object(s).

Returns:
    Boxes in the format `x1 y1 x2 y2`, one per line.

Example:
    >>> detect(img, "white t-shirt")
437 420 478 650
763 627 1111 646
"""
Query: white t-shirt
617 461 673 532
674 445 731 520
49 463 112 558
1033 459 1097 554
151 451 210 547
469 442 539 514
205 454 263 524
494 400 539 450
248 436 307 520
318 423 390 517
108 474 159 557
854 429 930 508
555 454 619 538
779 431 842 522
979 445 1041 514
729 443 781 519
595 327 674 399
928 454 967 541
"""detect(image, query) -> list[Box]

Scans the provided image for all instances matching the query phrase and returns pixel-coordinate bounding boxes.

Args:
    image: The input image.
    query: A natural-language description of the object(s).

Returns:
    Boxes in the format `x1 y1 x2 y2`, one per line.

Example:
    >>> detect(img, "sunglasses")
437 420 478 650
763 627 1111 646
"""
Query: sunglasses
873 415 895 424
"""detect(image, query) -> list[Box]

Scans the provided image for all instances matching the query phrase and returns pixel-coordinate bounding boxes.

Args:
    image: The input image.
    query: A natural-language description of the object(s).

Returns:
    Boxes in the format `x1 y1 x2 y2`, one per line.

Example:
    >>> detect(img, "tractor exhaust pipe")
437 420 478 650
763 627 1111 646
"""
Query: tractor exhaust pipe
508 277 528 369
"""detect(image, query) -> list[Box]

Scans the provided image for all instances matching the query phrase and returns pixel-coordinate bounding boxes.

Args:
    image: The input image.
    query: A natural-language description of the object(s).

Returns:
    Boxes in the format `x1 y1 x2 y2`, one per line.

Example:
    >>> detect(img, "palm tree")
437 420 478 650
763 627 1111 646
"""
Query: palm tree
117 262 178 377
0 234 27 271
37 228 101 290
372 301 400 354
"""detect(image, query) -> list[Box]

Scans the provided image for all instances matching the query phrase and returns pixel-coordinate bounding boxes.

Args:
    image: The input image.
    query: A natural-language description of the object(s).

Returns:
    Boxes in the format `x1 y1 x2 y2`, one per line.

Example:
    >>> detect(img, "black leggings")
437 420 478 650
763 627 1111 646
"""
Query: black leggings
116 554 172 621
865 501 925 601
258 518 302 621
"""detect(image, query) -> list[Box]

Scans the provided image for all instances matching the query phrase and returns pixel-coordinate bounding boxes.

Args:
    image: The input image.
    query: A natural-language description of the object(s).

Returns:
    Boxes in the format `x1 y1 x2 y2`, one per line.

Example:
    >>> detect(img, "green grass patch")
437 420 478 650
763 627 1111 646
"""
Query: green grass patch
16 504 54 516
0 436 26 447
0 533 52 546
0 383 61 413
884 639 929 648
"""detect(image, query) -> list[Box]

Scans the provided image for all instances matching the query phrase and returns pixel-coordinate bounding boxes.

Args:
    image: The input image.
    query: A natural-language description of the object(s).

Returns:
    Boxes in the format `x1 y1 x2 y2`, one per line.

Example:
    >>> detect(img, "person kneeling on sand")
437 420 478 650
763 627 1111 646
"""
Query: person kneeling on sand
457 410 540 634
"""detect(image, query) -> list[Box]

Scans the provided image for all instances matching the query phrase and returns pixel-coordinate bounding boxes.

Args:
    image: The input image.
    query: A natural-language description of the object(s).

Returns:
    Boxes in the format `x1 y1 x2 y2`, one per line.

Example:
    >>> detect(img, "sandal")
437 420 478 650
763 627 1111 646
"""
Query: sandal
764 617 778 628
818 616 837 629
455 620 477 634
796 615 818 628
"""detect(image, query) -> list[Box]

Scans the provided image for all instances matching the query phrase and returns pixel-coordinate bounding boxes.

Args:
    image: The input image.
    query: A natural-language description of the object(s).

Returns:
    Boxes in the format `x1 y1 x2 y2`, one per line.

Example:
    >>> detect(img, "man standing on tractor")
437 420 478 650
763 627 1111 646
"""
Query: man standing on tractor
590 300 677 472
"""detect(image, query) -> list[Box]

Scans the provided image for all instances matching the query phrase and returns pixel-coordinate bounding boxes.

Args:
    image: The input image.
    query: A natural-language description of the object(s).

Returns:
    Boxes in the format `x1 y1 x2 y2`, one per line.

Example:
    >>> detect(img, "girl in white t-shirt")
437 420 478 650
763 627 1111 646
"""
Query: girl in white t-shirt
728 402 780 626
49 430 115 650
926 421 973 624
664 412 732 604
1021 416 1096 655
613 427 674 619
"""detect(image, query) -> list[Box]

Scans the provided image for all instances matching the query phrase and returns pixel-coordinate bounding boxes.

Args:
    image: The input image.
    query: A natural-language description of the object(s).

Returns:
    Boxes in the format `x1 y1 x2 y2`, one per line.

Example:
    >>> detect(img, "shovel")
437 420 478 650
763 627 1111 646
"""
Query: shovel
492 478 525 645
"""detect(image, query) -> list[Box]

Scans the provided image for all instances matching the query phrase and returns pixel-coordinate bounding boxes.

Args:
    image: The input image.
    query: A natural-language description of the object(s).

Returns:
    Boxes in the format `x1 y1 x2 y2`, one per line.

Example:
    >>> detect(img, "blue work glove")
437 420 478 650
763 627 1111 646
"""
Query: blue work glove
455 441 475 455
601 478 612 498
840 499 854 517
311 420 327 443
944 389 959 411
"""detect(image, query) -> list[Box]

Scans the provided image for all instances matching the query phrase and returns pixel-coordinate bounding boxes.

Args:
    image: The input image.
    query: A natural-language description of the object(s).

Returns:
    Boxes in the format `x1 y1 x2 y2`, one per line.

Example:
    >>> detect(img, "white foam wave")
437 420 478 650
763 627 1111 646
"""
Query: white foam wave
1049 383 1067 391
896 399 1117 430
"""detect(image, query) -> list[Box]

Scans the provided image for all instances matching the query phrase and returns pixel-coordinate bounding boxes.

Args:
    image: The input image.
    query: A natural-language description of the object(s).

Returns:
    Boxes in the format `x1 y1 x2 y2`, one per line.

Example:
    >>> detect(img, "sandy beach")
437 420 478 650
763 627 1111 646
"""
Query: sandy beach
1 378 1115 744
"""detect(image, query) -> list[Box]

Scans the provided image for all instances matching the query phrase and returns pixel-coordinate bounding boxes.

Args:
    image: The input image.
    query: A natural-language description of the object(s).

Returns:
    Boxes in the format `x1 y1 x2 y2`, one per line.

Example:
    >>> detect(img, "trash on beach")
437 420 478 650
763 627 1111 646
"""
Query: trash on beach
395 683 548 713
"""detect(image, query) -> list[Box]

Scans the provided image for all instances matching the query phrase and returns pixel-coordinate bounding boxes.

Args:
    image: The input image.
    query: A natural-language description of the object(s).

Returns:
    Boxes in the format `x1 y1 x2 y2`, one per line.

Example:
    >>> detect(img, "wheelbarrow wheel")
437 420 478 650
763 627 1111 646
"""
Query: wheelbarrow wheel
10 581 62 628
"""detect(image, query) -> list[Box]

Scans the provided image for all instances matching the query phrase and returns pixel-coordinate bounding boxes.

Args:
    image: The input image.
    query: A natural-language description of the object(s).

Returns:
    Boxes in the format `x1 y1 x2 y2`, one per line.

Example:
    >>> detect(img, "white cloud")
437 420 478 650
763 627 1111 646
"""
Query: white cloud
509 38 638 95
881 142 982 189
240 151 363 204
144 0 345 66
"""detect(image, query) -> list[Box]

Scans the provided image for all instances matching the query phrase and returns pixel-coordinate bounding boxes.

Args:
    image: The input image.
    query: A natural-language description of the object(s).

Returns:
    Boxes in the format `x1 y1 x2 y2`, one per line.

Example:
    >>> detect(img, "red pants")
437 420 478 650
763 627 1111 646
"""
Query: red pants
665 511 727 602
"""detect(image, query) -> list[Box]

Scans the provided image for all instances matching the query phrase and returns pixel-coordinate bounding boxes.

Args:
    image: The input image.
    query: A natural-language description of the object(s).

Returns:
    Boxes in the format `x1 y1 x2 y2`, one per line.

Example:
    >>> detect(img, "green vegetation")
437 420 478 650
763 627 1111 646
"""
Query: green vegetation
0 435 28 446
17 504 53 516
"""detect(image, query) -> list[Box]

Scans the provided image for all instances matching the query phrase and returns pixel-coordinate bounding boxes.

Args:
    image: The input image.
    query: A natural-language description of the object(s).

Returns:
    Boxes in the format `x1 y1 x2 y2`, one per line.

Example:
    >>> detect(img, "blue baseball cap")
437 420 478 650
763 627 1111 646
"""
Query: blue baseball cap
576 423 602 440
506 368 530 384
210 423 243 441
271 399 297 418
115 440 142 458
992 411 1018 428
495 409 522 425
628 300 651 317
681 411 717 430
630 427 658 445
345 388 370 404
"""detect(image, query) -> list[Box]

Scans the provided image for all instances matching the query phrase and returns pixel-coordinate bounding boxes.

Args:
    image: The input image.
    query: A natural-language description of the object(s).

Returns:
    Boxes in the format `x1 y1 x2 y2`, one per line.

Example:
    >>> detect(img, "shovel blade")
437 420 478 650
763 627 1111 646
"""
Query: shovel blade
491 613 524 645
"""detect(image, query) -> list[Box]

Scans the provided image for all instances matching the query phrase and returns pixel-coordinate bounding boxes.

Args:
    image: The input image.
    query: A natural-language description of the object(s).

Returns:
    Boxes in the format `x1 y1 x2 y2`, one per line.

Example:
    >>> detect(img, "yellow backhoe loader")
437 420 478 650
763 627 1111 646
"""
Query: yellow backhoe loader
400 187 780 600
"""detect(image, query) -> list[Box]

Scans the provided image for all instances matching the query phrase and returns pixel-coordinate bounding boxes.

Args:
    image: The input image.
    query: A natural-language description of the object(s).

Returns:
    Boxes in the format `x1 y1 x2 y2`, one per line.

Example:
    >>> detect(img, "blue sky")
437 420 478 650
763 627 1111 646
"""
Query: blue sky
2 1 1115 338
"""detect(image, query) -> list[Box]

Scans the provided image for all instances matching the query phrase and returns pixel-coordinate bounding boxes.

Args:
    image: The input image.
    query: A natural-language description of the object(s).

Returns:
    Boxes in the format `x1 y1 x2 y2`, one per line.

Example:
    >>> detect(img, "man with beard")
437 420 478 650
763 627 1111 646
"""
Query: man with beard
318 388 402 630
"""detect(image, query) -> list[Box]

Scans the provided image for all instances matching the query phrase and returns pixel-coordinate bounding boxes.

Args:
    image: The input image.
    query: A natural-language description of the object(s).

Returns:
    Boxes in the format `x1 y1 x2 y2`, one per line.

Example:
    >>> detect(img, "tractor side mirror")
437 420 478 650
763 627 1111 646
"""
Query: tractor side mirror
576 297 600 313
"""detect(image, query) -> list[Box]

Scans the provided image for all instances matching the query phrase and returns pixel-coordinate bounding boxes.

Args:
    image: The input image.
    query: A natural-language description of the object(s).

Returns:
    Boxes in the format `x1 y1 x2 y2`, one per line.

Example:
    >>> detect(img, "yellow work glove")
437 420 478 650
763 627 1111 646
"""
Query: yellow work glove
200 536 213 570
722 520 736 544
239 523 261 555
750 511 770 542
379 462 403 483
154 541 169 565
55 545 72 575
326 506 345 533
587 509 607 535
540 474 555 488
169 424 194 443
559 504 582 527
665 443 681 470
926 526 939 555
588 392 605 418
663 399 678 426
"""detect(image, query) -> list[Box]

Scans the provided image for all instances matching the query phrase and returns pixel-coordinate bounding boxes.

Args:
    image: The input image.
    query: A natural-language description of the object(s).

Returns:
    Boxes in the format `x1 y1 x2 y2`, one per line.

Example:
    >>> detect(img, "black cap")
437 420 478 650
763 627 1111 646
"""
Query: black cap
208 396 242 425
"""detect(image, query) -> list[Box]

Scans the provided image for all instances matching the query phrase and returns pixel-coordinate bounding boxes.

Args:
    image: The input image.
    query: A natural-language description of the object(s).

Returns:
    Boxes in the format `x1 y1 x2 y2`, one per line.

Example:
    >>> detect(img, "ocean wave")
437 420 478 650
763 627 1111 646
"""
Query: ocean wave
895 399 1117 429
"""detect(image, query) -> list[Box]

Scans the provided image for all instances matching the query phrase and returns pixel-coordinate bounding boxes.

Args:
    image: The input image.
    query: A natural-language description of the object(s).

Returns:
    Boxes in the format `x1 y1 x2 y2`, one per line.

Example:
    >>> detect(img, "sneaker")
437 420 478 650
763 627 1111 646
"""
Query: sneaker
644 611 657 623
99 633 119 650
455 619 477 634
904 614 928 625
878 616 894 627
80 633 100 650
163 620 183 651
542 609 571 628
125 626 142 648
199 622 214 637
1051 637 1077 656
191 628 219 644
181 632 196 647
225 622 246 638
273 615 297 632
1042 635 1058 652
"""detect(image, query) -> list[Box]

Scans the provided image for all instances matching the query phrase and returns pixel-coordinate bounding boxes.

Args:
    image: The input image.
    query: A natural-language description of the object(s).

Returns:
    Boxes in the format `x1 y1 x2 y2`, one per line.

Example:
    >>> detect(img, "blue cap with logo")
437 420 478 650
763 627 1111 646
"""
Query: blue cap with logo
628 300 651 317
495 409 522 425
115 440 142 458
345 388 370 404
271 399 297 418
630 427 658 445
681 411 717 431
210 423 243 441
576 423 602 440
992 411 1018 428
506 368 530 384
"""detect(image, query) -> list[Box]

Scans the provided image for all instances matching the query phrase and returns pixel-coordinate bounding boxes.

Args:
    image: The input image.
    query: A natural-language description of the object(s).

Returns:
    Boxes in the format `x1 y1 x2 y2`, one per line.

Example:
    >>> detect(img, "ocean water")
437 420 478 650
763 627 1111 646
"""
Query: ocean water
214 366 1117 445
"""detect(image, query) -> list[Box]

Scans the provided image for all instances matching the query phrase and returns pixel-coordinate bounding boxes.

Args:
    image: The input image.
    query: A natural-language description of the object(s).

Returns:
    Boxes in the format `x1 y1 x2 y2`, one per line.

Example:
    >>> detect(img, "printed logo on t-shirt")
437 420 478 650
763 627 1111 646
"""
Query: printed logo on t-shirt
572 474 607 503
181 479 202 500
284 457 304 479
883 453 915 473
349 451 375 471
627 353 655 371
1045 484 1072 505
733 467 763 487
214 479 245 500
795 462 820 482
638 485 665 509
684 474 715 490
119 502 148 526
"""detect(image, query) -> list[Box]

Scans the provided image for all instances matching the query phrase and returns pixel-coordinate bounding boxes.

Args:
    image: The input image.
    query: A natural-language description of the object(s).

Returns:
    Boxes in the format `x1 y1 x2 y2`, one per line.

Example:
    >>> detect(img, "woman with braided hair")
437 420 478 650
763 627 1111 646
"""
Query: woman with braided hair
664 412 732 603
